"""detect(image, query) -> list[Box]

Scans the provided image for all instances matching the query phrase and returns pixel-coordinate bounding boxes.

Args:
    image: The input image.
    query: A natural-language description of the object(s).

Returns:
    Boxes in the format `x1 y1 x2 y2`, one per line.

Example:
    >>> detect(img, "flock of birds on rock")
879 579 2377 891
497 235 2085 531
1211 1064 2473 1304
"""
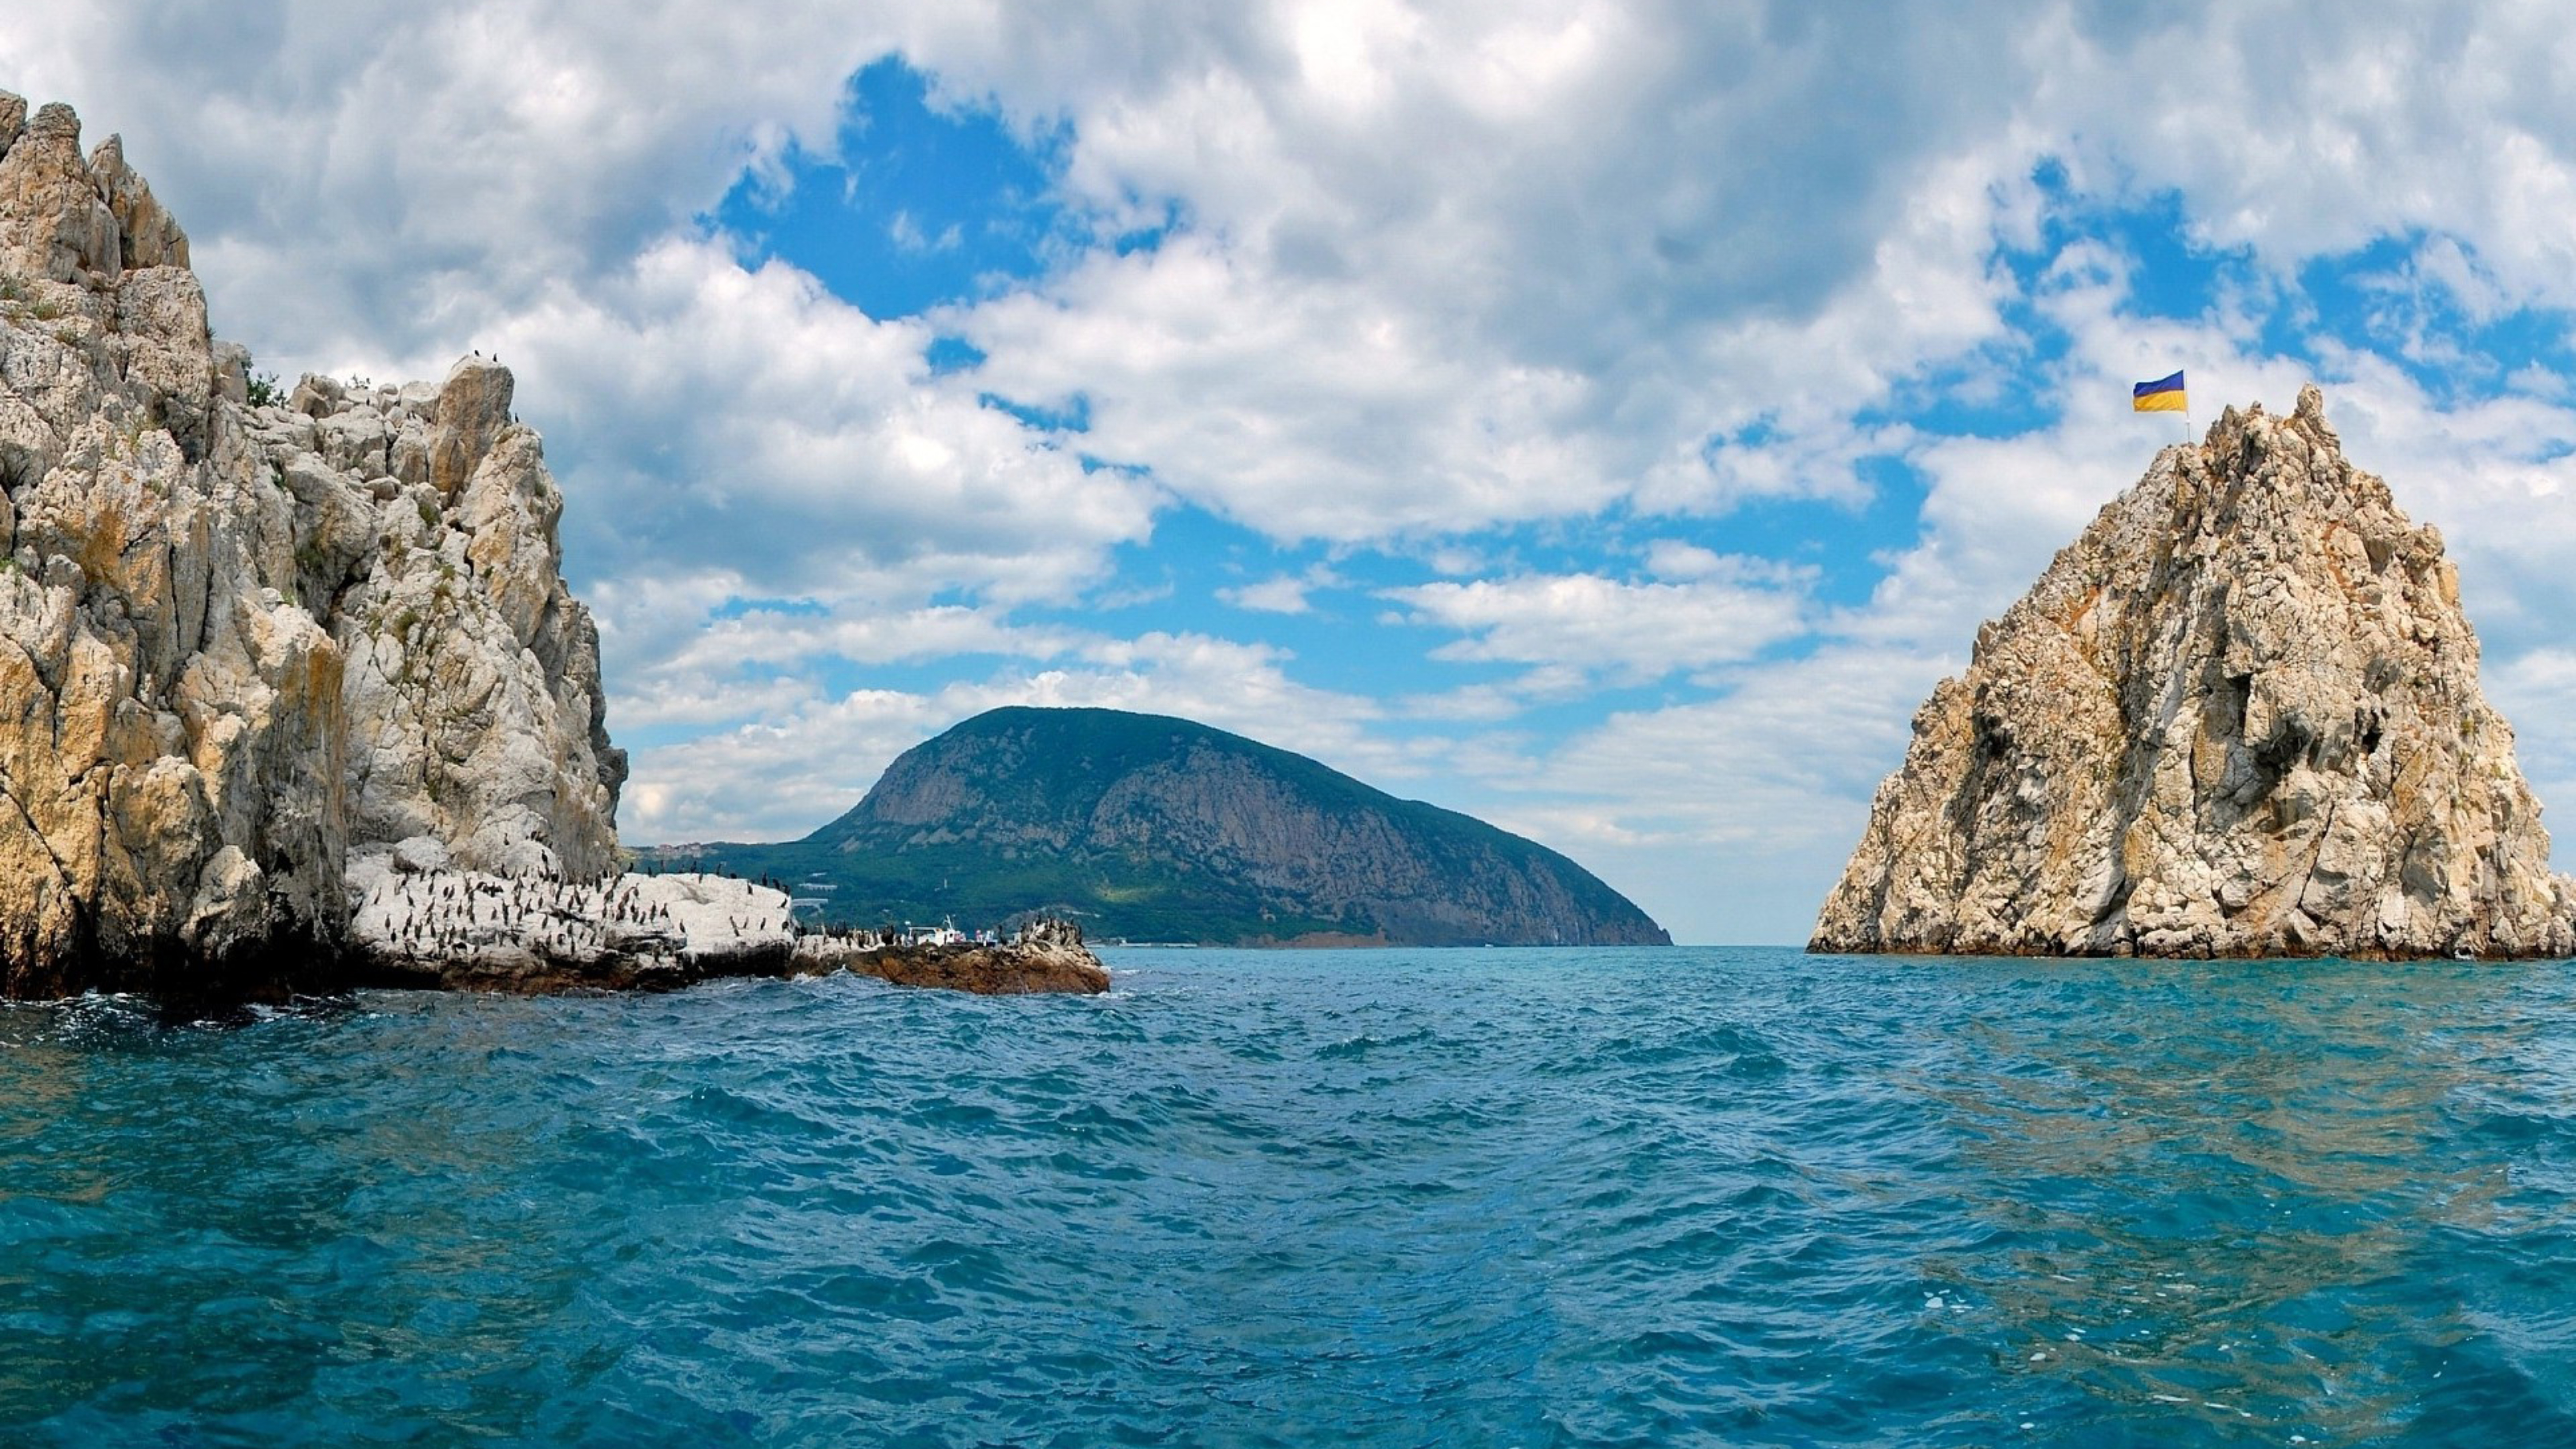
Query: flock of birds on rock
363 862 1012 966
366 867 783 963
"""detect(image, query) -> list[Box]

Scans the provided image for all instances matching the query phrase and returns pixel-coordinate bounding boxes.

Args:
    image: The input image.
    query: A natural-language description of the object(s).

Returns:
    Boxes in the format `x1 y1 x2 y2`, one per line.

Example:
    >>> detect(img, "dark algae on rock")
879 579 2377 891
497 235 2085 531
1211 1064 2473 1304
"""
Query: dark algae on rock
1814 386 2576 959
674 705 1671 947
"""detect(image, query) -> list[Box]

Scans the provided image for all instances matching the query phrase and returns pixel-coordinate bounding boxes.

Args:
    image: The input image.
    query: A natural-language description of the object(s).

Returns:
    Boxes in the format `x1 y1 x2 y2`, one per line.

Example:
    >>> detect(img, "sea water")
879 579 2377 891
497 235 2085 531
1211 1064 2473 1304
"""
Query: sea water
3 947 2572 1447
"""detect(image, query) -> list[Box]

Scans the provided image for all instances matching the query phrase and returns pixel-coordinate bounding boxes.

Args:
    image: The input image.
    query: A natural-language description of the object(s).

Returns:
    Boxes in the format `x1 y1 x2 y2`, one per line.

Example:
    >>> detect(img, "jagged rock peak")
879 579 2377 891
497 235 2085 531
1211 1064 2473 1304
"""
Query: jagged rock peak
0 94 626 999
1812 385 2572 960
0 93 188 284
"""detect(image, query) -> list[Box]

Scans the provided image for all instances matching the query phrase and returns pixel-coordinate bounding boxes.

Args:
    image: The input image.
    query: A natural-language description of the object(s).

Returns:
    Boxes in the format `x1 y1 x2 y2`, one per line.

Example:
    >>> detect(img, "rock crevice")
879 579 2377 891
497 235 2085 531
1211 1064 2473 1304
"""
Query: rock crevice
1813 386 2573 959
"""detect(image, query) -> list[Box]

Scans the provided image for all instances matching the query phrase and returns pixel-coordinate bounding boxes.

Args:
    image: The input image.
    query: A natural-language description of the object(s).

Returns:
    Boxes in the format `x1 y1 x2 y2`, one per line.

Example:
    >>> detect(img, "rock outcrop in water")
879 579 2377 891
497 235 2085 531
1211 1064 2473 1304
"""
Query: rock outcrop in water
346 852 1105 995
0 92 1106 1001
831 918 1110 995
1813 387 2574 959
0 93 623 998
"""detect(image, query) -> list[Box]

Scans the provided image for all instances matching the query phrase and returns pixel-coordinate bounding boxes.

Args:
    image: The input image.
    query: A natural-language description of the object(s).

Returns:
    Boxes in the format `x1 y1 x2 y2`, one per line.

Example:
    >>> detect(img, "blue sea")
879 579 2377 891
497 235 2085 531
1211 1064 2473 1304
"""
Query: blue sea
4 947 2574 1447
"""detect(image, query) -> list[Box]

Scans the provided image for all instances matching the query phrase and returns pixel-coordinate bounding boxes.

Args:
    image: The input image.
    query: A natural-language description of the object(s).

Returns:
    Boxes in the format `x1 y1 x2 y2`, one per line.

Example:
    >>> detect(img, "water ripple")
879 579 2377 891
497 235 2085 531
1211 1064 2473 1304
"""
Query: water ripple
3 950 2575 1444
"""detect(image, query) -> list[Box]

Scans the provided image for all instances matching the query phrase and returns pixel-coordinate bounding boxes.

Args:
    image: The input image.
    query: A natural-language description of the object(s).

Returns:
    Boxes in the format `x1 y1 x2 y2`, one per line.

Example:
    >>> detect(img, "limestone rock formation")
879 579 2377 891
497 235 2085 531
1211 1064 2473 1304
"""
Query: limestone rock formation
1813 386 2574 959
278 360 625 879
0 93 624 997
0 93 1108 1002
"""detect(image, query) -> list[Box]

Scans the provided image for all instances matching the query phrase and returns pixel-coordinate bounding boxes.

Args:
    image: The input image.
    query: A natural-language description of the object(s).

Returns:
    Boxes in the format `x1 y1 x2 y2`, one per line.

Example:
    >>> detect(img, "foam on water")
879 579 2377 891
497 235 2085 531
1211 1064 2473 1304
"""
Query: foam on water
4 948 2574 1446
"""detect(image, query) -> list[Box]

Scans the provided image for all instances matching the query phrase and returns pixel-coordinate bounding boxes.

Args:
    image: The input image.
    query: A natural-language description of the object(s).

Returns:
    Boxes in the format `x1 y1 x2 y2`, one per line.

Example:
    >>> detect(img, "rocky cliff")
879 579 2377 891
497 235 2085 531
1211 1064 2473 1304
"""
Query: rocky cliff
0 93 623 997
1813 385 2574 959
679 705 1672 947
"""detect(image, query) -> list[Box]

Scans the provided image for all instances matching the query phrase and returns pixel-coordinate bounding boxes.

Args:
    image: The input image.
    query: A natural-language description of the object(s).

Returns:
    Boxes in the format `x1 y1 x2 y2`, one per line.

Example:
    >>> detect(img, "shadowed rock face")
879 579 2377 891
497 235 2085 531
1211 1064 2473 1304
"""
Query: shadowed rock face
0 94 624 998
1813 386 2573 960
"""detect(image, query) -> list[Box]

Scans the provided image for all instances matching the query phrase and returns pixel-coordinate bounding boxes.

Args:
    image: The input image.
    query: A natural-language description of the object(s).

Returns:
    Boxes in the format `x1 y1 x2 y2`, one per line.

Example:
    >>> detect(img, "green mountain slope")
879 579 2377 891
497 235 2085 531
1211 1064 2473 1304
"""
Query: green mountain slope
664 706 1670 946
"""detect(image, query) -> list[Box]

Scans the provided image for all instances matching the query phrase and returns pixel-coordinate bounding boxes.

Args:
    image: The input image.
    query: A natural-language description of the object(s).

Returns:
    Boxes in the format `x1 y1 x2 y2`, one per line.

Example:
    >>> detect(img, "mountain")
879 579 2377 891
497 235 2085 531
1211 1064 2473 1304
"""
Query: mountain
677 706 1672 947
1813 385 2573 959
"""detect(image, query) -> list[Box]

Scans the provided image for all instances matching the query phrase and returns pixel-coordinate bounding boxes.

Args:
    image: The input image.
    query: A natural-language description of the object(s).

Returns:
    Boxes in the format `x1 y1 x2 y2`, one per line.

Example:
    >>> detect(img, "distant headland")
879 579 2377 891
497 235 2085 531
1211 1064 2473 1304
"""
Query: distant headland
654 704 1672 948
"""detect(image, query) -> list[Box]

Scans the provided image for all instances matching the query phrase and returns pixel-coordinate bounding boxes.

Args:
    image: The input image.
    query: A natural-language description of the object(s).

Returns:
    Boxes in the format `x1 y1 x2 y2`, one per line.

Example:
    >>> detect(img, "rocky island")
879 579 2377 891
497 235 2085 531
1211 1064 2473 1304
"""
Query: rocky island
1814 386 2574 959
0 93 1102 1000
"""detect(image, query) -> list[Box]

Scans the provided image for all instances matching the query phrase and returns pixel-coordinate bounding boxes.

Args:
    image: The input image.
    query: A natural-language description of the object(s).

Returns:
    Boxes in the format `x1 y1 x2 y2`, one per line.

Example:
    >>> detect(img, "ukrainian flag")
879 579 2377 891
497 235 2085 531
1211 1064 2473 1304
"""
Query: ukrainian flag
2133 371 2187 413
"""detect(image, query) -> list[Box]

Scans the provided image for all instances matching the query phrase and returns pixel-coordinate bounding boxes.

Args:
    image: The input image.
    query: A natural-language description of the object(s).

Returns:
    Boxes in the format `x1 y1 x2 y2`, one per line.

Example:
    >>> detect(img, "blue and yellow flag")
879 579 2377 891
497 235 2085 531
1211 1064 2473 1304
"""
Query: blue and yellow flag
2133 371 2187 413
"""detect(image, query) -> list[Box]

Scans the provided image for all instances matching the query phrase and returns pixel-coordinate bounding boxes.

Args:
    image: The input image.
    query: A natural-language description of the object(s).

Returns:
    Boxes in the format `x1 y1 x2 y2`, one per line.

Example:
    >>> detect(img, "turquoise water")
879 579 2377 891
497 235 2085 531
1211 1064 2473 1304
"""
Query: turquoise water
3 947 2574 1446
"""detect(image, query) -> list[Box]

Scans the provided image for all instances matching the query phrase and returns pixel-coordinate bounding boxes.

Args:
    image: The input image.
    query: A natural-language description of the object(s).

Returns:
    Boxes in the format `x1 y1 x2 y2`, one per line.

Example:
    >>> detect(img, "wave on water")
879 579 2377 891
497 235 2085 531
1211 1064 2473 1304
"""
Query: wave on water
4 948 2574 1446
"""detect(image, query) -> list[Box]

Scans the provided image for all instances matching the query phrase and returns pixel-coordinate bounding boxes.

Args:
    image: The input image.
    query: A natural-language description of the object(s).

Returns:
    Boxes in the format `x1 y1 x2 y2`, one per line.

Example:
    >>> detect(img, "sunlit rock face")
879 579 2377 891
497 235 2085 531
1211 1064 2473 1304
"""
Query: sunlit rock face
1813 385 2573 960
0 93 623 998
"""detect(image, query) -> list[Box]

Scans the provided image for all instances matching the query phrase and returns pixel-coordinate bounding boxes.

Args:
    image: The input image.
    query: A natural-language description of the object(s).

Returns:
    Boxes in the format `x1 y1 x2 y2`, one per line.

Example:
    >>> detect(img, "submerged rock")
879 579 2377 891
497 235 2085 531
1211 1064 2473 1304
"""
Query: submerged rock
1813 386 2574 960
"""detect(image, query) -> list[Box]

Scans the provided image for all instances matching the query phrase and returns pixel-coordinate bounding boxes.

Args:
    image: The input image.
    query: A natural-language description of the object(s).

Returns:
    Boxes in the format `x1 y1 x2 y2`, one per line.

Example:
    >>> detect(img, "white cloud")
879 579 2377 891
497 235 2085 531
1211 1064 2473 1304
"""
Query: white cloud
1 3 893 364
2487 648 2576 822
1219 561 1346 615
488 238 1157 602
941 8 2049 540
619 689 951 843
2019 3 2576 311
887 210 962 254
1641 540 1727 580
1220 575 1318 615
1387 564 1810 684
1425 641 1953 942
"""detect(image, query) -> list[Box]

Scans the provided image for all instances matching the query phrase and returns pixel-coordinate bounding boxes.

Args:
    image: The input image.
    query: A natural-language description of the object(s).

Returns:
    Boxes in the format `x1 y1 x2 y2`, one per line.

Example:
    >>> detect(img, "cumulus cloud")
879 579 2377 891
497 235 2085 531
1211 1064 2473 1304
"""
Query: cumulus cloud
2020 3 2576 310
5 6 843 361
2487 648 2576 817
486 237 1158 601
1386 563 1810 684
1220 574 1320 615
944 6 2046 540
1430 641 1953 942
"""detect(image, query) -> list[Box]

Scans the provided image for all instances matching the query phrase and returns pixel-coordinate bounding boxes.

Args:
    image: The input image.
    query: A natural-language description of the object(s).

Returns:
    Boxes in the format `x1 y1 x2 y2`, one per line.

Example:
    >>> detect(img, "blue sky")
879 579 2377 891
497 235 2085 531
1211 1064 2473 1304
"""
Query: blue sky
13 3 2576 942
